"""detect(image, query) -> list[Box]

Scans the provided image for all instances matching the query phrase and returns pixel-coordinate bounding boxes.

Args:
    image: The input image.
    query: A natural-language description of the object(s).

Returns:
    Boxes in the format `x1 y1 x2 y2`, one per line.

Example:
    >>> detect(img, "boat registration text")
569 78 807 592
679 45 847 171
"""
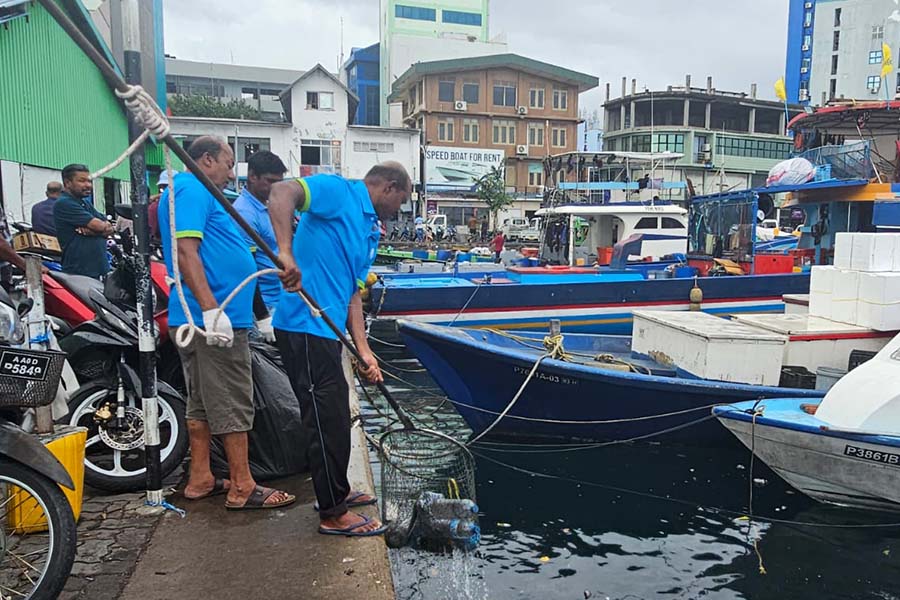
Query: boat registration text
513 366 578 385
844 445 900 466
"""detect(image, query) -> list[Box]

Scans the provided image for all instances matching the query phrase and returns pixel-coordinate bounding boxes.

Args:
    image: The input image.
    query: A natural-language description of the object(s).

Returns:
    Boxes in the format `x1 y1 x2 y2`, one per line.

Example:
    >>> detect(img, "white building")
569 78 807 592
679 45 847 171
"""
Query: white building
379 0 507 126
169 64 420 191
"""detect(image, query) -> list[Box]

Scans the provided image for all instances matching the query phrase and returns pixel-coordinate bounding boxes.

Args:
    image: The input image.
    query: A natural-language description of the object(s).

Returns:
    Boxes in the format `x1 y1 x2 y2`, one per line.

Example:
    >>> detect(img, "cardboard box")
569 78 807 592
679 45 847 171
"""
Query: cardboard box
850 233 894 272
12 232 60 254
833 232 853 269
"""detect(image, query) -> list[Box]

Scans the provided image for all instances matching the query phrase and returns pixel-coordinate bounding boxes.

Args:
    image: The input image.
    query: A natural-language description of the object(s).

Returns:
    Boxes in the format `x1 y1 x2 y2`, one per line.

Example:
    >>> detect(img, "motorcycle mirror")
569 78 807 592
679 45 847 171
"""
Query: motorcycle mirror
16 298 33 318
114 203 134 221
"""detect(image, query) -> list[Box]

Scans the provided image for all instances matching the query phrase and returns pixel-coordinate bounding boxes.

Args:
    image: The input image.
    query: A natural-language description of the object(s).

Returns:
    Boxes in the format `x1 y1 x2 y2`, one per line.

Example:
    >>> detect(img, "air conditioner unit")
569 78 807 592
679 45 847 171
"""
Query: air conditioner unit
801 44 810 51
799 90 810 100
517 106 528 115
454 100 468 111
800 67 809 73
516 145 529 156
804 2 812 8
871 87 881 94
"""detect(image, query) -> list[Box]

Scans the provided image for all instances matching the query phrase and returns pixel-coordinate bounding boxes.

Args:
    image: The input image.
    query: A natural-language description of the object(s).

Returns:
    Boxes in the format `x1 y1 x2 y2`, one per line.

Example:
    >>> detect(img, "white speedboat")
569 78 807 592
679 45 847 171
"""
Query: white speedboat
714 333 900 511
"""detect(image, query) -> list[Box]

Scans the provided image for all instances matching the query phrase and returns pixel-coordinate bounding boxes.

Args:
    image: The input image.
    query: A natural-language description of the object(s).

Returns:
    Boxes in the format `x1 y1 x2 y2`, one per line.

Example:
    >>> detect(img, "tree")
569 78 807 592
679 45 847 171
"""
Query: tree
168 94 263 120
475 166 513 231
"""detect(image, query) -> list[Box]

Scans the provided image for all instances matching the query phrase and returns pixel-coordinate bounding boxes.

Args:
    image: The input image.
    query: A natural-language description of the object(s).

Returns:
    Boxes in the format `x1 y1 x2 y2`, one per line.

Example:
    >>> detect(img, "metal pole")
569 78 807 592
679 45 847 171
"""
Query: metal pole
568 213 575 267
25 256 53 434
122 0 162 504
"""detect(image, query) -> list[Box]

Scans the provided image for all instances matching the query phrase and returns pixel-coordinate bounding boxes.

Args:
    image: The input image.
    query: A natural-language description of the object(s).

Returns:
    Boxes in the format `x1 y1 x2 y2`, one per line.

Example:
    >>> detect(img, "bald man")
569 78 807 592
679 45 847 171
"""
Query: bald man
268 162 411 537
32 181 63 237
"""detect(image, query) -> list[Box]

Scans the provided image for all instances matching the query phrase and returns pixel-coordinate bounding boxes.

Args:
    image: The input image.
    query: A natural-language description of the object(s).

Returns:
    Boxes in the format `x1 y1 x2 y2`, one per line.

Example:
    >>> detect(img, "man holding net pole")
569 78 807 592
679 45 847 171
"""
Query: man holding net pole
269 163 411 537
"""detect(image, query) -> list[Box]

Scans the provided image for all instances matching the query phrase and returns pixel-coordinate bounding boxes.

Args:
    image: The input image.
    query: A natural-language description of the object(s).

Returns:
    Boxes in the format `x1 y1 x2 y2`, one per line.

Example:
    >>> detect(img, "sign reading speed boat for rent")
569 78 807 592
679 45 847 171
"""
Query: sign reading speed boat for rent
425 146 506 191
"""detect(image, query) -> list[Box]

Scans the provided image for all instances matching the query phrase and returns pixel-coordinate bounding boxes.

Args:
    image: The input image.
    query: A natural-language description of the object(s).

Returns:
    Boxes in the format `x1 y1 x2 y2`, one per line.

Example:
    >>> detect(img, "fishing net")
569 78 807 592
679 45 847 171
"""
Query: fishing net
378 427 476 524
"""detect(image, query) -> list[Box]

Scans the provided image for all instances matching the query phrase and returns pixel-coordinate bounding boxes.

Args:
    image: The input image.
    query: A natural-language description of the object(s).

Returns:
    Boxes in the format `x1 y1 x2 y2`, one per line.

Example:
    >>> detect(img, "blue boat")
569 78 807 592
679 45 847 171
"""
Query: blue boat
397 320 824 444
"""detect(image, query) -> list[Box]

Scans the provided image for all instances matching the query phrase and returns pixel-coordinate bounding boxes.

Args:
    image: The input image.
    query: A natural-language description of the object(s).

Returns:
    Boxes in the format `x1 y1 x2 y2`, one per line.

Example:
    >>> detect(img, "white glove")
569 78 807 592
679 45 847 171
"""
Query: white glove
256 315 276 343
202 308 234 347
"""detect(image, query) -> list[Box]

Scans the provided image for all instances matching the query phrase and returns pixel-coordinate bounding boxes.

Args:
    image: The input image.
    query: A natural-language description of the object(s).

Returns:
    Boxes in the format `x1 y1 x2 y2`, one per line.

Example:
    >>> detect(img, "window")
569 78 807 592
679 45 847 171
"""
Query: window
493 81 516 106
715 136 792 160
551 127 567 148
654 133 684 153
462 82 479 104
631 134 651 152
226 136 270 162
409 85 418 106
867 75 882 90
829 78 837 99
873 25 884 40
803 33 812 48
802 57 811 70
353 141 395 152
260 88 281 100
834 8 841 27
395 4 435 21
694 134 708 162
527 123 544 146
439 79 455 102
365 86 380 124
300 139 341 174
804 10 812 27
662 217 685 230
833 30 840 52
306 91 334 110
528 169 544 187
529 87 545 109
492 119 516 144
552 88 568 110
463 119 479 143
635 217 659 230
438 118 455 142
831 54 839 75
869 50 883 64
442 9 482 26
241 87 259 100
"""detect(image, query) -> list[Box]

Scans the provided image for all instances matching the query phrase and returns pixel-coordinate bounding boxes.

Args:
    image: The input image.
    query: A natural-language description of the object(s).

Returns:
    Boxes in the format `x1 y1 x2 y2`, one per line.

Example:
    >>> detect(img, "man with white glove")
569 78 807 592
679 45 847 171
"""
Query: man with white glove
159 135 294 511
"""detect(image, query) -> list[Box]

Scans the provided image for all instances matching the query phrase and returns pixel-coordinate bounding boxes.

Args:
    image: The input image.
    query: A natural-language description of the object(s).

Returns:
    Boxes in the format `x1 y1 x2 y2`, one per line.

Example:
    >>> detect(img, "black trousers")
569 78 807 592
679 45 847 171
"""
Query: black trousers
276 330 350 519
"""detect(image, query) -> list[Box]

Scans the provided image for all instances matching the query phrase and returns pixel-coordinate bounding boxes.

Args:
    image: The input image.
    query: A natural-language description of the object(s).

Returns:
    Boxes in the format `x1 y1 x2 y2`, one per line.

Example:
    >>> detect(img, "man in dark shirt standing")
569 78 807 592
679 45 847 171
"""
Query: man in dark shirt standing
31 181 62 237
54 164 113 278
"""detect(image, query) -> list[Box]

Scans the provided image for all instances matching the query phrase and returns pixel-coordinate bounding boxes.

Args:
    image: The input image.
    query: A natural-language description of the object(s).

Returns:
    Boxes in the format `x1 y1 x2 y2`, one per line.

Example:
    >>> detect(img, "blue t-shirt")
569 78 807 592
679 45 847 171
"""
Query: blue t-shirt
158 173 257 329
31 198 57 237
273 174 380 340
233 188 281 309
54 193 109 278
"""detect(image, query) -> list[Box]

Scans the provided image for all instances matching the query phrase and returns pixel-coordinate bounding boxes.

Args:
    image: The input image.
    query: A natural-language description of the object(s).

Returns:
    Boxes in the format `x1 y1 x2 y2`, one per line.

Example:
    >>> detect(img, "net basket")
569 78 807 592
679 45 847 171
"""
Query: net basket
0 348 67 408
379 427 476 523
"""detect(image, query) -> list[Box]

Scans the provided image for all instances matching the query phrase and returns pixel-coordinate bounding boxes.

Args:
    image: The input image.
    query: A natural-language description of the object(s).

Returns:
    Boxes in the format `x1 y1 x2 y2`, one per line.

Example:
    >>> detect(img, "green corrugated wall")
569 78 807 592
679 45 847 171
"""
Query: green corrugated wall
0 2 129 179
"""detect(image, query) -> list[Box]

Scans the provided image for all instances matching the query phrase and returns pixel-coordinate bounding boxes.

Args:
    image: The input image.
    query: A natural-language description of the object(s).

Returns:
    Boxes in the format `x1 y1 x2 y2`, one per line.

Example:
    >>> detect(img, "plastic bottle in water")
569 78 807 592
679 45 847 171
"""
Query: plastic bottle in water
428 518 481 551
420 493 479 520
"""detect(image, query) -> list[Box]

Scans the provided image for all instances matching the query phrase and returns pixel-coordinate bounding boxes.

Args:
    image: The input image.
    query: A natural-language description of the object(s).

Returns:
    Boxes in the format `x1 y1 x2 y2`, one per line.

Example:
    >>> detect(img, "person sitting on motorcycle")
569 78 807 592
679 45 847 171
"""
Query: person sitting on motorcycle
54 164 114 279
414 215 425 242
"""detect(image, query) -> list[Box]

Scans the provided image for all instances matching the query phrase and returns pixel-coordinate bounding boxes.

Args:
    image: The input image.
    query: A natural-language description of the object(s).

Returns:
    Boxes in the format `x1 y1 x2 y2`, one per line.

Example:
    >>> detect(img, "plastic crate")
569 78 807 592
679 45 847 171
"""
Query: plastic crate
779 365 817 390
848 349 878 371
0 348 67 408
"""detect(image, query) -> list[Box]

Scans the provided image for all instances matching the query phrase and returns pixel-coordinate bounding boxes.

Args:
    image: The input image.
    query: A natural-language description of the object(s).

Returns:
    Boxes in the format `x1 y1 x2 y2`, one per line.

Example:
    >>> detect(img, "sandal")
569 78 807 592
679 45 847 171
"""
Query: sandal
224 485 296 511
183 478 230 501
314 490 378 512
318 514 387 537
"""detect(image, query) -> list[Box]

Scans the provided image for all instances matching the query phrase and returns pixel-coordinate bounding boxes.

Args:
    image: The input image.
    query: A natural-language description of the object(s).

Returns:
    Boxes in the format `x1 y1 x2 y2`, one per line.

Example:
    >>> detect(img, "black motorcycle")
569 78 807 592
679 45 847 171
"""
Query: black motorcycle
0 289 77 599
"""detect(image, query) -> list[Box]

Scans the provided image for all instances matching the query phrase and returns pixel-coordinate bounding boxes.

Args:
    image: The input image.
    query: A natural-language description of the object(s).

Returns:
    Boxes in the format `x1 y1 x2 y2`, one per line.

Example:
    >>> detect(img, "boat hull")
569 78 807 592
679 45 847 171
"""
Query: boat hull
376 273 810 334
399 322 823 445
715 399 900 511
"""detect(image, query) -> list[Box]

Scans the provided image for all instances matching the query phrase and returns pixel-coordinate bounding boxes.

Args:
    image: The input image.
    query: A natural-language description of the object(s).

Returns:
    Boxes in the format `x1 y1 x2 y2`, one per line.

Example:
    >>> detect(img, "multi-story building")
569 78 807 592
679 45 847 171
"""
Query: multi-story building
164 58 303 122
379 0 508 126
603 77 802 196
786 0 900 105
389 53 598 223
344 43 381 126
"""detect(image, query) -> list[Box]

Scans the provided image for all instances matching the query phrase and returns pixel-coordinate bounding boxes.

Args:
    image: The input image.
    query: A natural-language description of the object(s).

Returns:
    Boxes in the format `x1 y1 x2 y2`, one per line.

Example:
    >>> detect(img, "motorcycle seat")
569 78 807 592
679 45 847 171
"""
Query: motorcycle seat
50 272 104 310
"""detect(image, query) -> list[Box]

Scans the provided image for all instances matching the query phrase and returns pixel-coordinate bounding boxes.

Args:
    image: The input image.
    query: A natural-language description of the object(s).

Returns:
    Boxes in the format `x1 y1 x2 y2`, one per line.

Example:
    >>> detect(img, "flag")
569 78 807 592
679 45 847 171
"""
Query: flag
774 78 787 102
882 43 893 79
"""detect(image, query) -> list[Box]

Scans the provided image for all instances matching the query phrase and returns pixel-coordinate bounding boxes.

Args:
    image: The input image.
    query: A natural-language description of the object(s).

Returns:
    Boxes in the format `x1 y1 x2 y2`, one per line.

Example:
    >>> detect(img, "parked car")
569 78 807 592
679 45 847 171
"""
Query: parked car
503 217 540 243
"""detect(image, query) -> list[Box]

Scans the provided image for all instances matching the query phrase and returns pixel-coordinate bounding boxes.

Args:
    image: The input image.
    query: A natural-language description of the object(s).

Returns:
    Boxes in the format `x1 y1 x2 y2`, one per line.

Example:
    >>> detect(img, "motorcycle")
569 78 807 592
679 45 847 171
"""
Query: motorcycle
0 288 77 599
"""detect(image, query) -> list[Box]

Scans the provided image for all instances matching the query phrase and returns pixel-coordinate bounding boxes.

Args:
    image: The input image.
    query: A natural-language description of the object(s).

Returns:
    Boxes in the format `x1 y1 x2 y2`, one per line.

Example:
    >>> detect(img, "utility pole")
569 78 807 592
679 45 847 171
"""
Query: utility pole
122 0 163 506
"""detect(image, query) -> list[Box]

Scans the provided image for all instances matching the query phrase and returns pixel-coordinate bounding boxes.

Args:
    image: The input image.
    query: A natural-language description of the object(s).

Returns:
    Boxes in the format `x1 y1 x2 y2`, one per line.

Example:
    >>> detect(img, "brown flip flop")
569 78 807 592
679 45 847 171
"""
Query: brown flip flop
225 485 296 511
183 478 230 501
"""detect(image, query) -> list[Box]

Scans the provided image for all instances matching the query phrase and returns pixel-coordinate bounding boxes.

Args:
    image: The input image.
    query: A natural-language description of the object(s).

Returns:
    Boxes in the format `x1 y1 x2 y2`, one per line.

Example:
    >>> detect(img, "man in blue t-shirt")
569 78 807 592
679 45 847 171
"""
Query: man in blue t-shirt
54 165 114 279
159 135 294 511
31 181 62 237
233 150 287 314
269 162 411 537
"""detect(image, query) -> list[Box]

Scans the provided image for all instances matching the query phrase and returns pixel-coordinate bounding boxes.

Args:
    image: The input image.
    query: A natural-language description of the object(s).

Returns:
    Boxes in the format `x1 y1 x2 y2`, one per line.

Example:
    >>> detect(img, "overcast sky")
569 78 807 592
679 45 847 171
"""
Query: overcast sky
162 0 790 113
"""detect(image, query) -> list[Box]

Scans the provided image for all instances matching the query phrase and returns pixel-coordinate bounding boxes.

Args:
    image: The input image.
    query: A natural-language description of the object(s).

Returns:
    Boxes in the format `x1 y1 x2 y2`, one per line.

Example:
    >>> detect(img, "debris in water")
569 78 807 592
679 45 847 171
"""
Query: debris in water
753 478 767 486
584 591 592 599
497 522 511 528
342 557 355 563
562 528 572 534
540 556 550 562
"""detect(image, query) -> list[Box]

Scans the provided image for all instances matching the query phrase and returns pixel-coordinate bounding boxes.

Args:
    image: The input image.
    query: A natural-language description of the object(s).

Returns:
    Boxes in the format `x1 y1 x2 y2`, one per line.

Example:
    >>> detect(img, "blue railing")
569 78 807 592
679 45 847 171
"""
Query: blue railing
796 140 875 181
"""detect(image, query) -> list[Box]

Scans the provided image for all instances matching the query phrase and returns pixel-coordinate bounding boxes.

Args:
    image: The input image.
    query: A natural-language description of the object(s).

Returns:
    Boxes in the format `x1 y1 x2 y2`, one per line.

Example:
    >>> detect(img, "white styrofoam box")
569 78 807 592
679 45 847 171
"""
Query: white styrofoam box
734 313 893 372
858 300 900 331
833 232 854 269
632 310 786 386
859 272 900 304
830 269 860 324
851 233 894 272
893 235 900 272
809 293 832 320
810 265 837 293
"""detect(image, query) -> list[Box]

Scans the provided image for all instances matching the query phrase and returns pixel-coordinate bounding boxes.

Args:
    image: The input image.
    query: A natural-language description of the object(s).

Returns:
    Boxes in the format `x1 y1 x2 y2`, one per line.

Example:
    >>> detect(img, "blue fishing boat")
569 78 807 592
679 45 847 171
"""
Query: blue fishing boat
397 320 824 444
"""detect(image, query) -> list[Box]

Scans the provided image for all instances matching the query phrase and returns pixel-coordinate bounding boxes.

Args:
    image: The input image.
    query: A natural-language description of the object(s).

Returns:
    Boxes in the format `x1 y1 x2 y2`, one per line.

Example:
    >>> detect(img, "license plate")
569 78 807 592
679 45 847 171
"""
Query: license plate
0 350 52 382
844 444 900 466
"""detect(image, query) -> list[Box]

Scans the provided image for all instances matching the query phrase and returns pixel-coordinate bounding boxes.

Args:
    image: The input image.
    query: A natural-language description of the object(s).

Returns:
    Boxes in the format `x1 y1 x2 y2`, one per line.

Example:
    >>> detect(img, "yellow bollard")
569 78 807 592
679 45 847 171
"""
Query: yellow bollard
8 425 87 533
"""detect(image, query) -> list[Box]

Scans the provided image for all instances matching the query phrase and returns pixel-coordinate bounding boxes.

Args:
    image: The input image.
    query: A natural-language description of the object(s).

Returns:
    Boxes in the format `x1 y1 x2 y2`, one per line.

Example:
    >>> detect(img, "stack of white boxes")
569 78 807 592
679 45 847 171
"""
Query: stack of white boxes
809 233 900 331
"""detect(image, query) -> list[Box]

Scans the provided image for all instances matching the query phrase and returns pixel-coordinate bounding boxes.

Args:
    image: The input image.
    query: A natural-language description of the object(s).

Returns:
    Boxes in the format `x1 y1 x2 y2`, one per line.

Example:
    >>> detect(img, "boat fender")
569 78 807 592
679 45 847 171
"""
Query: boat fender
689 278 703 311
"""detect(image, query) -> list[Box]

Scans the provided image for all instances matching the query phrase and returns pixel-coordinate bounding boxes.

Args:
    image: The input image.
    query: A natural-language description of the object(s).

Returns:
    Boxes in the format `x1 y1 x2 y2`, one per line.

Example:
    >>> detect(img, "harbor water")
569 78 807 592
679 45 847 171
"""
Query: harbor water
362 340 900 600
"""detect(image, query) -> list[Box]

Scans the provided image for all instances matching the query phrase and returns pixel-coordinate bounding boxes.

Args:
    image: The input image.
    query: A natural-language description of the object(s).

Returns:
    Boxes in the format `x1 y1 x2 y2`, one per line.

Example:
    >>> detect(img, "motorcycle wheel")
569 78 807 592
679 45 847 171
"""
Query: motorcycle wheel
0 457 76 600
66 383 188 493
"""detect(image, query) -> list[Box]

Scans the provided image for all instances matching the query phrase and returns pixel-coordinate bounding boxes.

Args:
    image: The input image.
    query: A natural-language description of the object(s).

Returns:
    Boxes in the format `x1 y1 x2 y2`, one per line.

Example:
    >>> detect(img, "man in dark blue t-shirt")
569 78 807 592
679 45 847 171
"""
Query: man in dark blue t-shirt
31 181 62 237
54 165 113 279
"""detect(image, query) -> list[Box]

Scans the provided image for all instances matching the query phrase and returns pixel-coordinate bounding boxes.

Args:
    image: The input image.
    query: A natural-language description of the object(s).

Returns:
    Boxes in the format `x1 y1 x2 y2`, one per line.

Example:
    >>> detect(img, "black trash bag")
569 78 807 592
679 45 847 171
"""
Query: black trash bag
209 341 308 481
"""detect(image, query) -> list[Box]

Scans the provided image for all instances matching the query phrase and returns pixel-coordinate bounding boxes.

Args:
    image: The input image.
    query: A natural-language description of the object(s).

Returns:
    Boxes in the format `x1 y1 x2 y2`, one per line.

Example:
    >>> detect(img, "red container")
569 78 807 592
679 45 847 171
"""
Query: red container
596 246 614 265
754 253 795 275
